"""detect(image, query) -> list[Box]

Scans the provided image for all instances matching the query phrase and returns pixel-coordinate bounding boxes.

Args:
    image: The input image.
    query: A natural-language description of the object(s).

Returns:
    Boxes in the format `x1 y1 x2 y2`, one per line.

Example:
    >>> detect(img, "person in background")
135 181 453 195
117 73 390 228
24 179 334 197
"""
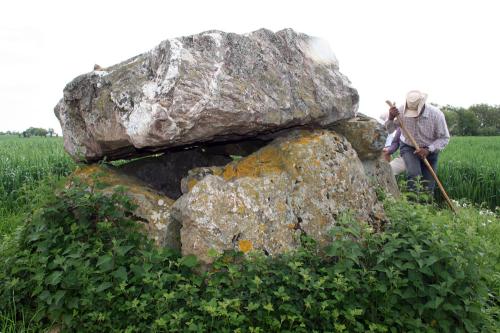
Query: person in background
385 90 450 192
382 127 406 175
380 112 406 176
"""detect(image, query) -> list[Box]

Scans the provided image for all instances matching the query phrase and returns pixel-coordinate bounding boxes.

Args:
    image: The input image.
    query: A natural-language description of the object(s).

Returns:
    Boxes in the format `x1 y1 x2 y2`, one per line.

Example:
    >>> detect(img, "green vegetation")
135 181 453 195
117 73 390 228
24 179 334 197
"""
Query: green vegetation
438 136 499 209
442 104 500 136
0 134 498 332
0 135 75 237
21 127 57 138
0 181 498 332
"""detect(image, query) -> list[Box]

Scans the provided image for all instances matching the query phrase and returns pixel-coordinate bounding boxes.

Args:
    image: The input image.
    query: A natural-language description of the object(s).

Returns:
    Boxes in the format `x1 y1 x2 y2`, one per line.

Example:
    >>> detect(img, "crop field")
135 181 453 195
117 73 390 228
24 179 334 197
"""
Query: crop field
0 135 75 235
438 136 499 209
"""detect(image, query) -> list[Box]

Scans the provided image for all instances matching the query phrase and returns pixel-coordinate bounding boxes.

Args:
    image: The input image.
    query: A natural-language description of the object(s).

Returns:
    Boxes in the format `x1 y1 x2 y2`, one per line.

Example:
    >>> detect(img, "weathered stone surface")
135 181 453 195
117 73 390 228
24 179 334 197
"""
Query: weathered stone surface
172 129 384 263
329 115 386 160
362 158 400 198
55 28 358 162
71 165 180 250
180 167 218 195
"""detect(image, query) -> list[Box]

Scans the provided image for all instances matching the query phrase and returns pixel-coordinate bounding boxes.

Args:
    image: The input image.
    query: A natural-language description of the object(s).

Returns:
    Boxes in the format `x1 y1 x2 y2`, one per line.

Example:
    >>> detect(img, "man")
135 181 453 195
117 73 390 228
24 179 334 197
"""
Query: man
385 90 450 192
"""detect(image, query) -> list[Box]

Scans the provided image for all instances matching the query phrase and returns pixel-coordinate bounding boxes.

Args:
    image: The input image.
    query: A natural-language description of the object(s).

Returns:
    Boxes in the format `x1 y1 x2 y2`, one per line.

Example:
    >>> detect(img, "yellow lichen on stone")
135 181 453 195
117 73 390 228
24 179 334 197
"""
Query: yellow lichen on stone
288 132 323 146
238 240 253 253
237 203 246 215
221 146 284 181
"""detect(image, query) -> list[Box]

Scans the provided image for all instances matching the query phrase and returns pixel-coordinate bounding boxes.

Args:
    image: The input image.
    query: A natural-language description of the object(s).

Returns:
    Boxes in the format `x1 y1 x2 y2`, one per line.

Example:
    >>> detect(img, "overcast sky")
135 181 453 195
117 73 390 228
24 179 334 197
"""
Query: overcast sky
1 0 499 133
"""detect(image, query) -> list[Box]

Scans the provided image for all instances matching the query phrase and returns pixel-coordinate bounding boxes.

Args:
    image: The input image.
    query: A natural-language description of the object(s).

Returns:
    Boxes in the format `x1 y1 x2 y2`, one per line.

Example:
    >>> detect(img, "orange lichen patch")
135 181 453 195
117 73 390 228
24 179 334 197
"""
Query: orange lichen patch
73 164 104 178
222 146 285 181
72 164 123 187
238 240 253 253
312 159 321 167
187 178 198 192
286 223 296 230
289 132 323 146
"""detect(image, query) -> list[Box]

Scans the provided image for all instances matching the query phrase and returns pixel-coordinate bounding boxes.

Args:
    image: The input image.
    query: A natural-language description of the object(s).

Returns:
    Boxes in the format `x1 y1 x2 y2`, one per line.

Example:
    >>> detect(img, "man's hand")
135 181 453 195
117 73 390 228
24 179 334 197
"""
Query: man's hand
388 106 399 121
414 147 430 160
382 148 390 162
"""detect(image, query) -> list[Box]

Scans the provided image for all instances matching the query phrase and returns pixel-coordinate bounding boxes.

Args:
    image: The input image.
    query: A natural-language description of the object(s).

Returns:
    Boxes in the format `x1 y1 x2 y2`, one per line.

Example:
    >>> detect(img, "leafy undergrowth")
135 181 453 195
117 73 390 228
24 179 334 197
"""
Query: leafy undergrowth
0 182 498 332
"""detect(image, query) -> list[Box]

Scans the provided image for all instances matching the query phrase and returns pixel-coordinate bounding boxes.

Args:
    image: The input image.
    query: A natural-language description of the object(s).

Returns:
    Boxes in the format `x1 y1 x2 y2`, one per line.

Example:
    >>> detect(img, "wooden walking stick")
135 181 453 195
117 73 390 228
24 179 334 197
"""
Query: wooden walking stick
385 100 457 213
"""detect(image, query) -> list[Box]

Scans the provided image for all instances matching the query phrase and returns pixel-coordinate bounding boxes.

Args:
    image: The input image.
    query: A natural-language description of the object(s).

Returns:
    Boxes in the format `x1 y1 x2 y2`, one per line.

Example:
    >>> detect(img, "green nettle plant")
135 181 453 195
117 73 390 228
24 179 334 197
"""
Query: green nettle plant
0 181 498 332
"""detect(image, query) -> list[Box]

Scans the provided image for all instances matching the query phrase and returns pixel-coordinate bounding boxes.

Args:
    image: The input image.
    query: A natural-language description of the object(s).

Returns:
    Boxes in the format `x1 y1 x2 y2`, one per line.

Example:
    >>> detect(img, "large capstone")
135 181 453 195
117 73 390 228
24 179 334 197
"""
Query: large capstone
55 28 358 162
171 129 385 264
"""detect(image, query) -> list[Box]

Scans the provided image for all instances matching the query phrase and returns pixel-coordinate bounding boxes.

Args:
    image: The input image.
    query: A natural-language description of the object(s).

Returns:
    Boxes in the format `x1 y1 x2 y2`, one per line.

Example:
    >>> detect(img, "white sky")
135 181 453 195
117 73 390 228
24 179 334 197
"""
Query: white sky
1 0 499 133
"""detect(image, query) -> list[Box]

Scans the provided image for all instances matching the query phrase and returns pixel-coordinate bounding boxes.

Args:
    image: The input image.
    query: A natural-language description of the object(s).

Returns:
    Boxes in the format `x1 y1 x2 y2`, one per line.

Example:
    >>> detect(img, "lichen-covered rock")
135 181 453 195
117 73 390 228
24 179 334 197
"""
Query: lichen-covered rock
330 115 386 160
329 115 399 197
71 165 180 250
180 167 218 195
172 129 384 263
55 28 358 162
362 158 400 198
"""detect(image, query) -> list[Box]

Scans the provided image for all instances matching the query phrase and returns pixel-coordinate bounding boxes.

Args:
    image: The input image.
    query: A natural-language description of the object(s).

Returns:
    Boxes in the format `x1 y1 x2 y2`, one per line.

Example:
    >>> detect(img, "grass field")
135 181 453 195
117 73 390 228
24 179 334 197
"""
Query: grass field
0 135 75 236
438 136 499 209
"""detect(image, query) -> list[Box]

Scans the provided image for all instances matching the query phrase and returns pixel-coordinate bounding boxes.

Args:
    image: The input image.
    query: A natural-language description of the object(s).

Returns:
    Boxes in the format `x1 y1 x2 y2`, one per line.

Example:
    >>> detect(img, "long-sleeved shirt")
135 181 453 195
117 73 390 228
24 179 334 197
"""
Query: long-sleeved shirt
384 104 450 152
387 127 401 155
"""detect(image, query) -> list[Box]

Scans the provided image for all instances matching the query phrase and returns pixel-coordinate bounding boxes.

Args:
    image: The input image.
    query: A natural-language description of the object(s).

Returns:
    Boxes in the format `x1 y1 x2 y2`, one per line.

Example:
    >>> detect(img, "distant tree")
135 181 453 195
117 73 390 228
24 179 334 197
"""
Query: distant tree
440 104 499 136
441 105 462 135
23 127 49 137
457 110 480 136
47 128 55 137
469 104 500 135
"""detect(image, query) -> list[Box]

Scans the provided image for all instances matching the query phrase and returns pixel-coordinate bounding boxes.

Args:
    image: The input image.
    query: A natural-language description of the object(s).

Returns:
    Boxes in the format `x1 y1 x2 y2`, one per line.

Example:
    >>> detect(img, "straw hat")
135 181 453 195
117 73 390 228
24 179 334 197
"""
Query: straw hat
404 90 427 117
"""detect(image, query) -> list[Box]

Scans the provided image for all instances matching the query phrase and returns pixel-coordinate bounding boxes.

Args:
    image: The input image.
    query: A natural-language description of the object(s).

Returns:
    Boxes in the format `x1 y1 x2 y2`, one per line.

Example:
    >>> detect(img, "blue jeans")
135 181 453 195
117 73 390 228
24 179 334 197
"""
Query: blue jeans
400 142 439 192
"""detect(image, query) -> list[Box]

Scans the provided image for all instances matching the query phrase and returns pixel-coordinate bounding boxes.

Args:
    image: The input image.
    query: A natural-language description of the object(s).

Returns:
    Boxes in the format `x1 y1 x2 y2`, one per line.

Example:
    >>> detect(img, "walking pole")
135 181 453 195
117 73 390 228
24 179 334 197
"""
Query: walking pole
385 100 457 213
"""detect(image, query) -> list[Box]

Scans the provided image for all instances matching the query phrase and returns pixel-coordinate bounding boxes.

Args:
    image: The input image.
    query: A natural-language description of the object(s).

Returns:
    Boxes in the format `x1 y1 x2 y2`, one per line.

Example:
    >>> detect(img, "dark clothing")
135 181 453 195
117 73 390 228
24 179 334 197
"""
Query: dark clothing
400 142 439 192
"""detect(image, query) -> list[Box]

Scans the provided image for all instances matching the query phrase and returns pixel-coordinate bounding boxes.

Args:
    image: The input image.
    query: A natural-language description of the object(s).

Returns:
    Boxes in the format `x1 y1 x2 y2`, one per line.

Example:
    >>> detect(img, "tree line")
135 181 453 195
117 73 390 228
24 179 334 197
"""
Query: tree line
0 127 58 137
441 104 500 136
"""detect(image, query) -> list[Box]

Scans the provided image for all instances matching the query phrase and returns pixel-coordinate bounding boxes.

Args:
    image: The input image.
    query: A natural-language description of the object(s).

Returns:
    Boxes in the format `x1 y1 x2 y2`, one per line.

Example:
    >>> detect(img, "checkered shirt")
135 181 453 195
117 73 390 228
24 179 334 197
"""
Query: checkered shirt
385 104 450 152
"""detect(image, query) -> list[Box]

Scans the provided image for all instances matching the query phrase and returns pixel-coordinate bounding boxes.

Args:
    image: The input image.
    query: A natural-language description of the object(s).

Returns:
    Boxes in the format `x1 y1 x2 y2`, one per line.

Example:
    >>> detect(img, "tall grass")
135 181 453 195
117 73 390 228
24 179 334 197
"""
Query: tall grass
0 135 76 237
438 136 499 210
